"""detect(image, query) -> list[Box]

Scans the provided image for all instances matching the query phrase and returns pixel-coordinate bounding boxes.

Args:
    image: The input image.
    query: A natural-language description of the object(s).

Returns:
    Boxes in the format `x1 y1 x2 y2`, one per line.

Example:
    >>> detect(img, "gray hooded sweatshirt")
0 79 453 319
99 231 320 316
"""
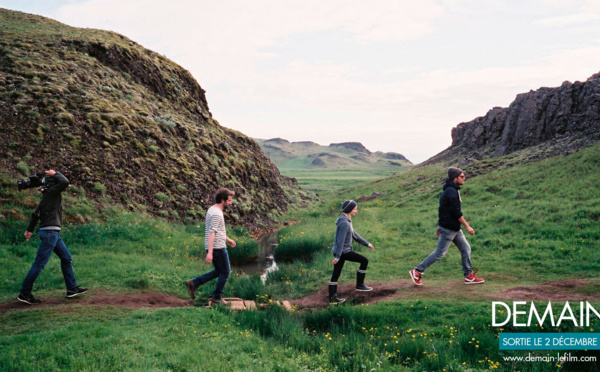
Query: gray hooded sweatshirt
332 214 370 259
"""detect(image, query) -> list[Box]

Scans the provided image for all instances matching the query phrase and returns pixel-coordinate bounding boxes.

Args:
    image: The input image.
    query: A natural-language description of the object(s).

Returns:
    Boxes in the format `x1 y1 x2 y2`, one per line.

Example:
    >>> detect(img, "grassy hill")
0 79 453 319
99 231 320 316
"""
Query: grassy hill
2 140 599 370
255 138 413 191
0 8 307 229
275 140 600 284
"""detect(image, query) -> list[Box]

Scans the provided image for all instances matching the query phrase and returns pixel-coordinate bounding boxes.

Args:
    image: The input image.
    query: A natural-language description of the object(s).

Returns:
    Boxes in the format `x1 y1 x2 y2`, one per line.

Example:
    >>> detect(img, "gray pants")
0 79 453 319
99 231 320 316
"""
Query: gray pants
415 226 472 277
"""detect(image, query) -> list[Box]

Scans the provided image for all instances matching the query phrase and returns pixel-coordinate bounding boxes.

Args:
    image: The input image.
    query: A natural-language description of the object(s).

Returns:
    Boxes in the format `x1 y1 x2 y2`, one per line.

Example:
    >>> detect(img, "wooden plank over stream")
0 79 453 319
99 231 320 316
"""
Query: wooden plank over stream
207 298 291 311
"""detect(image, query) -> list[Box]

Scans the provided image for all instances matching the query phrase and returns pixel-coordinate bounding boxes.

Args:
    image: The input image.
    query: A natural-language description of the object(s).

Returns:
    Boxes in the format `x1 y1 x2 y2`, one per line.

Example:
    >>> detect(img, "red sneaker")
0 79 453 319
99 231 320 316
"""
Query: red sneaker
409 269 423 286
464 269 485 284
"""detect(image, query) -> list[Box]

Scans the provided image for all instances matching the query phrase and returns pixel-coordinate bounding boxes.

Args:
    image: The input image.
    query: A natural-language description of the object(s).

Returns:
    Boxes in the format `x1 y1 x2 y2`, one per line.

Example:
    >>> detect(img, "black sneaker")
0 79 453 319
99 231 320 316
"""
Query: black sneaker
17 293 41 305
329 294 346 304
355 284 373 292
66 286 88 298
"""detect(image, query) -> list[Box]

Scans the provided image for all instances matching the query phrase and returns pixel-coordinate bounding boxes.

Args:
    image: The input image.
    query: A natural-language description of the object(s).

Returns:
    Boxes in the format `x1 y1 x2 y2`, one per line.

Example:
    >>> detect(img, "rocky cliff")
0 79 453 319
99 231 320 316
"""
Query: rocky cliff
425 72 600 166
0 9 305 228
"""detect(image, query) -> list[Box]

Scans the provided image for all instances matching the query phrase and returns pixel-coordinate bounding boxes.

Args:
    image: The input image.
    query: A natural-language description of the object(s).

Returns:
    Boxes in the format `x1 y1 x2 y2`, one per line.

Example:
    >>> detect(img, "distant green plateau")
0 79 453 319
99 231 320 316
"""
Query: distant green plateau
255 138 413 191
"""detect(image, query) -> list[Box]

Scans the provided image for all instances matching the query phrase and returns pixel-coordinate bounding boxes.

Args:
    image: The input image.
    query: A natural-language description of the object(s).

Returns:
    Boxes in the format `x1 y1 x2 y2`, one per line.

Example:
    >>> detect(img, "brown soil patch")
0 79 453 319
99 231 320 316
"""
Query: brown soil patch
294 279 600 308
294 282 405 309
292 280 499 308
4 279 597 312
485 279 599 302
0 290 192 312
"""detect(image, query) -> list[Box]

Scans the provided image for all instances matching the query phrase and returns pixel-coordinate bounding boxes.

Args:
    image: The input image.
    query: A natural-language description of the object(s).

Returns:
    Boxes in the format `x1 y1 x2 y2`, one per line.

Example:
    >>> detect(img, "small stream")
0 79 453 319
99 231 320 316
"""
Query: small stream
234 230 279 284
257 231 279 285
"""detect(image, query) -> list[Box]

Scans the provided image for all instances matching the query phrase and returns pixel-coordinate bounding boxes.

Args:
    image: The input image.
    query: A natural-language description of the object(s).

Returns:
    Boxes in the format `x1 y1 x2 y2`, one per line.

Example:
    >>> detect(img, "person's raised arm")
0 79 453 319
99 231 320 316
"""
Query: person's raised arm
43 170 69 196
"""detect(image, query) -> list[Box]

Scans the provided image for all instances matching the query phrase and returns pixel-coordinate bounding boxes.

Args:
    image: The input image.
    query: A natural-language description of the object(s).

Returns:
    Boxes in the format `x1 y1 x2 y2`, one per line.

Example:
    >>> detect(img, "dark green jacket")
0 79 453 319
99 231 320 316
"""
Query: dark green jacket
26 172 70 232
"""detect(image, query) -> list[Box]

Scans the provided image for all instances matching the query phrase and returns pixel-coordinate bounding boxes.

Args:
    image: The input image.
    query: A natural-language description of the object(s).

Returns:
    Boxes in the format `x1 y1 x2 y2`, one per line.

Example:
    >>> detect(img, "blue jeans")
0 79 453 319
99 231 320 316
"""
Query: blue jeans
415 226 472 277
20 230 78 295
192 248 230 300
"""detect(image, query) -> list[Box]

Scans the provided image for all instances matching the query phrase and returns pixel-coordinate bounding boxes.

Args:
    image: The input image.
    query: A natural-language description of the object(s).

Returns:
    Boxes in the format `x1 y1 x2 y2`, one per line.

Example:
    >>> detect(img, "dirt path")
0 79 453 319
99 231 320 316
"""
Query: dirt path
293 279 600 309
0 290 192 311
485 279 600 302
2 280 598 312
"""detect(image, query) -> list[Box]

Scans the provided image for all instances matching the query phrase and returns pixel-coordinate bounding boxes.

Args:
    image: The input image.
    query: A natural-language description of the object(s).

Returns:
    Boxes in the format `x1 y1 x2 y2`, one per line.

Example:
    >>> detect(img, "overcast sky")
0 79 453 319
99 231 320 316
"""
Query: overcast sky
3 1 600 163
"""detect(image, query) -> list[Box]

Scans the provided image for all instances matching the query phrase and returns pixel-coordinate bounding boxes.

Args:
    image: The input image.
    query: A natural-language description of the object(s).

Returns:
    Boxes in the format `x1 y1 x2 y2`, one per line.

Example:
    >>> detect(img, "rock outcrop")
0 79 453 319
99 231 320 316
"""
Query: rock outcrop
376 151 409 162
453 72 600 157
425 72 600 166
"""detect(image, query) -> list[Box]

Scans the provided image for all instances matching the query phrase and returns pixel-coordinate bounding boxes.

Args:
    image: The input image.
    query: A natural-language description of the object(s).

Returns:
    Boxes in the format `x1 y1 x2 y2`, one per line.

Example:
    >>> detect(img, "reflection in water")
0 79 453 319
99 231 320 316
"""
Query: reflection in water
258 231 279 285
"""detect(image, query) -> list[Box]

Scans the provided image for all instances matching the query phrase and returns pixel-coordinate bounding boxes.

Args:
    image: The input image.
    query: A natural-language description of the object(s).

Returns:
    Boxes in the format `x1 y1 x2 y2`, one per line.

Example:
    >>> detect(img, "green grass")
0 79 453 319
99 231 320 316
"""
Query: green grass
276 142 600 287
231 302 600 371
2 143 600 370
280 168 408 191
1 301 596 371
0 307 330 371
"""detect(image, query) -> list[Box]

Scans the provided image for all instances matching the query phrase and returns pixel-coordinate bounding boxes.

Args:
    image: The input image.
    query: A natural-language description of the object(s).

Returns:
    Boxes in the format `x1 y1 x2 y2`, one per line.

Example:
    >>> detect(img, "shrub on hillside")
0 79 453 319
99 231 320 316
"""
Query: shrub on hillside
16 161 29 175
93 182 106 194
155 192 170 203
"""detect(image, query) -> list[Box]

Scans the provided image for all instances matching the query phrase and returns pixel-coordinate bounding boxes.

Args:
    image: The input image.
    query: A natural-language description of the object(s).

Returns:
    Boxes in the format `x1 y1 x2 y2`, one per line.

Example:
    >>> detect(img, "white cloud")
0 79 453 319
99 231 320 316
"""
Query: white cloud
51 0 444 83
534 13 600 27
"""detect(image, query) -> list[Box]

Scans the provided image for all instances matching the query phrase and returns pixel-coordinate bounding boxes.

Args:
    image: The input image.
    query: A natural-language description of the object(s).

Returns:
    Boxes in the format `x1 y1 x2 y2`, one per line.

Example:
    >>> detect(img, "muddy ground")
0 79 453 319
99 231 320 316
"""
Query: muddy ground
0 290 192 311
293 279 600 309
1 280 598 312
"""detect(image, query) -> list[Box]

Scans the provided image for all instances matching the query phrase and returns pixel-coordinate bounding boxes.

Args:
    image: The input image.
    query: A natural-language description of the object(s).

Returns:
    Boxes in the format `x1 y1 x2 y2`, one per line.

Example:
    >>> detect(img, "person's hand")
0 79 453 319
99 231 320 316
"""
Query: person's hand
45 170 56 177
205 253 213 264
368 243 374 250
24 231 32 241
228 239 236 248
435 228 441 238
332 259 339 265
466 226 475 235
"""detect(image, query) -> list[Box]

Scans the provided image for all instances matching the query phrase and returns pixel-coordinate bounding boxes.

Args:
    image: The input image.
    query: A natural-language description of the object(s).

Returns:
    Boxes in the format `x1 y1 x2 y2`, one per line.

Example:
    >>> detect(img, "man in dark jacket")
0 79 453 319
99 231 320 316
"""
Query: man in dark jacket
409 167 484 286
18 170 87 305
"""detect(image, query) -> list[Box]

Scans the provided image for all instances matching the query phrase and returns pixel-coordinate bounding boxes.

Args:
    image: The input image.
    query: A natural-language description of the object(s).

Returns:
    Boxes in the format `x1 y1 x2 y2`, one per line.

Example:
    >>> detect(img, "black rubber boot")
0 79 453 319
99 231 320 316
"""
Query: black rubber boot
328 283 345 303
356 271 373 291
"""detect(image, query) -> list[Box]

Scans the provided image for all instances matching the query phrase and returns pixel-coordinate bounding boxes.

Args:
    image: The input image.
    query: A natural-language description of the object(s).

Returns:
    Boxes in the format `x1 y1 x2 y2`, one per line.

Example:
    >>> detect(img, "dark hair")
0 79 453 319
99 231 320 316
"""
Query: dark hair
215 188 235 204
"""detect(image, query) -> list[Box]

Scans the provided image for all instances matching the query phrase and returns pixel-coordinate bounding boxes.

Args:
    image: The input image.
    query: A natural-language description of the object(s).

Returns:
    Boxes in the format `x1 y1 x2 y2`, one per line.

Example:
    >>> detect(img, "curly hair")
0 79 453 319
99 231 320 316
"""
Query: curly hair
215 188 235 204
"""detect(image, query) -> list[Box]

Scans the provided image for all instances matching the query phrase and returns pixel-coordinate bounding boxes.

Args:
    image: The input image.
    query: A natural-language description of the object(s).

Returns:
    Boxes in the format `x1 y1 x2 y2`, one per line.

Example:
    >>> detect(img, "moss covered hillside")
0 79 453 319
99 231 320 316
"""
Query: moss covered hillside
0 9 308 228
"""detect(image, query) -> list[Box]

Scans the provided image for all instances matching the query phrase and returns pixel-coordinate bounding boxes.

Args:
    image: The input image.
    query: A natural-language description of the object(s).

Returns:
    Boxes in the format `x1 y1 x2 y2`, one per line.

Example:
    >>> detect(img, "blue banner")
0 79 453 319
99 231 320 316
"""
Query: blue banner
500 333 600 350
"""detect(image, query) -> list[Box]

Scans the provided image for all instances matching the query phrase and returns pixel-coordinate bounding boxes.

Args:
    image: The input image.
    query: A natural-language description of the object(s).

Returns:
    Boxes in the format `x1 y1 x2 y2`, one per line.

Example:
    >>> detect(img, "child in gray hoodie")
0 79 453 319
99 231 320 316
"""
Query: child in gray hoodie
329 200 375 303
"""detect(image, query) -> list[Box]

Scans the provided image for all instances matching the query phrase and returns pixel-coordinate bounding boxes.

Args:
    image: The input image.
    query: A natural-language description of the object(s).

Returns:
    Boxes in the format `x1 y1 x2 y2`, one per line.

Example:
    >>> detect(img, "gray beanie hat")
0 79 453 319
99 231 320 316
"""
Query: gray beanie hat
448 167 463 180
342 200 357 213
